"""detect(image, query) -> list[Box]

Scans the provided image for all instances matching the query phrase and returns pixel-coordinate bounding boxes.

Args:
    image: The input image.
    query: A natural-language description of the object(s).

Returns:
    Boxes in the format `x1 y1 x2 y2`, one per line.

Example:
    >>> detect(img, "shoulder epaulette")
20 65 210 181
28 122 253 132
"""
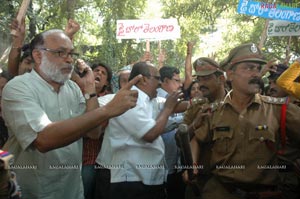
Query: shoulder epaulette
261 96 288 104
210 102 221 112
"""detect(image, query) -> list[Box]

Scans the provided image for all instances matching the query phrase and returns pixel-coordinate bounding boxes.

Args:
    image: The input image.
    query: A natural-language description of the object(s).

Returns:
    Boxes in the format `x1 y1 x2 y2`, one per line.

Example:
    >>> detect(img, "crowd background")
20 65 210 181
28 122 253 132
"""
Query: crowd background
1 1 300 199
1 0 300 74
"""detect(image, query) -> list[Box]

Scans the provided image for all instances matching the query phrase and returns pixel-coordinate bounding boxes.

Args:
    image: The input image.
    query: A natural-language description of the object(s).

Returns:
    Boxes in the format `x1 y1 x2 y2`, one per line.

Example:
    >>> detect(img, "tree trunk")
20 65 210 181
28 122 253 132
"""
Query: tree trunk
65 0 76 19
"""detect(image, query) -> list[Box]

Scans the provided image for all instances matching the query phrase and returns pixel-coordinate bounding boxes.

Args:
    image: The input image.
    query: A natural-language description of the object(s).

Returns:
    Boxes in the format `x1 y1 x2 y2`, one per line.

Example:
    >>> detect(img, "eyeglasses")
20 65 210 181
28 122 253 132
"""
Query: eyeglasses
39 48 79 59
148 75 161 81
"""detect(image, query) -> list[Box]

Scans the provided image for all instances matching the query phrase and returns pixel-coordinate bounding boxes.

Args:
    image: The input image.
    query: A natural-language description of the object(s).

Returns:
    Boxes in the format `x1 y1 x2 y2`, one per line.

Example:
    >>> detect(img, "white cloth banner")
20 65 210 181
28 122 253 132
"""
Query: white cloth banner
116 19 181 40
267 20 300 36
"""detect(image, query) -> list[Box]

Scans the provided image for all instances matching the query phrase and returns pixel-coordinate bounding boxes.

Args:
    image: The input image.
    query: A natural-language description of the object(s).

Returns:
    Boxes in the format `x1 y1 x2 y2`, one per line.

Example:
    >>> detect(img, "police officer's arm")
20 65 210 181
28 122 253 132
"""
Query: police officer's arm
33 75 142 153
182 137 200 183
187 105 211 139
190 137 201 168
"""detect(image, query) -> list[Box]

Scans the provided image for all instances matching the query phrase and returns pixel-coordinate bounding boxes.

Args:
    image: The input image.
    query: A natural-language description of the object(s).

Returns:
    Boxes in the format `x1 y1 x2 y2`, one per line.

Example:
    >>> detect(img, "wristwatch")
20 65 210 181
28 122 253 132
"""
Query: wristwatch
84 93 97 100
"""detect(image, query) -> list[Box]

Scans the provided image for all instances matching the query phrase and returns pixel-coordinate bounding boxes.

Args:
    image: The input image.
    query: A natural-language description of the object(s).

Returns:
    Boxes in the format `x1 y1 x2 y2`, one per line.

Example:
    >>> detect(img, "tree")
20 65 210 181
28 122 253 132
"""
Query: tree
1 0 300 71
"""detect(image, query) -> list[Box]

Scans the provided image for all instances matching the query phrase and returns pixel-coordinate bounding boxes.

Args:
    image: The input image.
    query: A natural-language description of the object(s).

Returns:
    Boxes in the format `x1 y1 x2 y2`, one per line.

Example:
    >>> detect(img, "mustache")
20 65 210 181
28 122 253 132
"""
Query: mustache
62 64 74 70
248 77 263 85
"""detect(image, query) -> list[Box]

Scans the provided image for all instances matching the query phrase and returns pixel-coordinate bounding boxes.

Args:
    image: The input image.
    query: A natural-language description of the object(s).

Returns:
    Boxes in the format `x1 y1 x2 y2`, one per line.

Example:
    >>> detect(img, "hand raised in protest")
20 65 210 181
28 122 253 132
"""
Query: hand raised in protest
10 16 26 48
186 41 194 55
105 75 142 117
140 51 153 62
64 19 80 40
260 58 277 77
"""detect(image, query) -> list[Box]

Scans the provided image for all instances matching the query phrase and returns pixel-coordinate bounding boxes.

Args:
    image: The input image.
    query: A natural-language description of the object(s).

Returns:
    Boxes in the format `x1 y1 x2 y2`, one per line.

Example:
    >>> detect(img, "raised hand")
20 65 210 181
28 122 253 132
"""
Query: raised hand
64 19 80 40
140 51 153 62
10 17 26 48
105 75 142 117
260 59 277 77
186 41 194 55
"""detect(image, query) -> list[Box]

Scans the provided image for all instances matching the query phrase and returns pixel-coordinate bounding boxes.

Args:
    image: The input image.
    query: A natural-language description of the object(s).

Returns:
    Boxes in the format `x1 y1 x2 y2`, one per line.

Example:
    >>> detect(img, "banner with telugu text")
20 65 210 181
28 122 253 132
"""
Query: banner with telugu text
267 20 300 36
116 19 181 40
237 0 300 22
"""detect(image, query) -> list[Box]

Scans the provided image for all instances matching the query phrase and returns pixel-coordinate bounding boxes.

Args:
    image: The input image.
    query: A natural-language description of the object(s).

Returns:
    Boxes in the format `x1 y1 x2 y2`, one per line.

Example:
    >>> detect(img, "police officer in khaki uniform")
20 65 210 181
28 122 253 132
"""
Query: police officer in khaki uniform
185 57 226 132
186 43 300 199
183 58 227 199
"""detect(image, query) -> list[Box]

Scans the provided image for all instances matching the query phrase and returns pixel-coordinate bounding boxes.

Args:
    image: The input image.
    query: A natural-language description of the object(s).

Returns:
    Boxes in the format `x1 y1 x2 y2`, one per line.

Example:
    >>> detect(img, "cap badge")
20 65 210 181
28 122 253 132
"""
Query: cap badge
250 44 258 53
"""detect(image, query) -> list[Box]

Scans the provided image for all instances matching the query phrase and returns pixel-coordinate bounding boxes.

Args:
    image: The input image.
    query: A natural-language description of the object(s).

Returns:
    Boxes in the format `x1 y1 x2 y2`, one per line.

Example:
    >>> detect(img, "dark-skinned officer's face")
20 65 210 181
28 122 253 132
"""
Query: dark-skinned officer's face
228 62 263 95
197 73 221 99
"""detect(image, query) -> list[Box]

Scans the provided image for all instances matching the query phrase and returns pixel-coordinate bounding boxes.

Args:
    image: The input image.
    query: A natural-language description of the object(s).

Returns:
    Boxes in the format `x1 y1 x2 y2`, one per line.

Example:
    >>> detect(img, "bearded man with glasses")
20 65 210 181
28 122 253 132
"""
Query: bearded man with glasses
1 29 141 199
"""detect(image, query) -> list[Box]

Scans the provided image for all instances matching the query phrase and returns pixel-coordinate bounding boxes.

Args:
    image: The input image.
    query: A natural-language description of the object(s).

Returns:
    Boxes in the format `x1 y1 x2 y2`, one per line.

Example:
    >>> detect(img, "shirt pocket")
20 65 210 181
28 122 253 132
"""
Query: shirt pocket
249 129 275 143
249 128 276 158
212 127 233 156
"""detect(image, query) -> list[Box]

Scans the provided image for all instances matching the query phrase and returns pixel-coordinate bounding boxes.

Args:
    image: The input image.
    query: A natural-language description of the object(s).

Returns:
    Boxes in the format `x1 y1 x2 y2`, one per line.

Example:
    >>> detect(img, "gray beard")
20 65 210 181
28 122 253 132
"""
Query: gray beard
40 55 73 84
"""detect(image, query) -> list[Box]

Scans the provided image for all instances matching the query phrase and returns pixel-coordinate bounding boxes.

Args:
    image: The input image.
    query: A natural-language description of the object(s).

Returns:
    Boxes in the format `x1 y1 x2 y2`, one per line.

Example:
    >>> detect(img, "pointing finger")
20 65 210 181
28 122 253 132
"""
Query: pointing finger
121 75 142 91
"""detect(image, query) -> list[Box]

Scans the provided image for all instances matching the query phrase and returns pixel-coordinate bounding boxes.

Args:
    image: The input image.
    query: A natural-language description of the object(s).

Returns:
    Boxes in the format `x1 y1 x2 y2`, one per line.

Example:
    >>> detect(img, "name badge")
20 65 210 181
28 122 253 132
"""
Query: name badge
215 126 230 132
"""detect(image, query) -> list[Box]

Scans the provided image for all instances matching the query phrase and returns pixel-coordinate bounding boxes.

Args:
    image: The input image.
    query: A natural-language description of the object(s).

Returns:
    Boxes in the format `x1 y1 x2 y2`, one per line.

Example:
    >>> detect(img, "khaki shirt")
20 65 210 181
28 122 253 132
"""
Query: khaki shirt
194 91 300 185
184 100 217 175
184 103 203 125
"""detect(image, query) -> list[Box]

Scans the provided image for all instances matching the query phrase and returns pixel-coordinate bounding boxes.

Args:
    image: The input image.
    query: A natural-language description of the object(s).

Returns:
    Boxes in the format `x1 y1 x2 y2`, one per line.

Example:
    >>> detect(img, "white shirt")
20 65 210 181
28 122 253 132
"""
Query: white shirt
96 86 167 185
2 70 85 199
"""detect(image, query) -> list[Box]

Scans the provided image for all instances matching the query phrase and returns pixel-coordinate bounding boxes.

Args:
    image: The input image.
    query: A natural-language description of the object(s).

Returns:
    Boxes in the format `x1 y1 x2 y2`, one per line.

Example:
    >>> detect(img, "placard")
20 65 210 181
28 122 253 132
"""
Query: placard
237 0 300 22
116 19 181 40
267 20 300 36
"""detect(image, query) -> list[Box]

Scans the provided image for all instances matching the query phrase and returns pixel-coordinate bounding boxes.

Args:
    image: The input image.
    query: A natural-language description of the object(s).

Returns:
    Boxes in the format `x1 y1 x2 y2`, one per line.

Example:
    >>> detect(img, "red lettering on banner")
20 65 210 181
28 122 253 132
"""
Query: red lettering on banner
117 20 179 39
124 25 144 33
117 23 125 36
260 3 277 9
143 24 174 33
134 25 143 32
167 25 174 31
144 24 150 33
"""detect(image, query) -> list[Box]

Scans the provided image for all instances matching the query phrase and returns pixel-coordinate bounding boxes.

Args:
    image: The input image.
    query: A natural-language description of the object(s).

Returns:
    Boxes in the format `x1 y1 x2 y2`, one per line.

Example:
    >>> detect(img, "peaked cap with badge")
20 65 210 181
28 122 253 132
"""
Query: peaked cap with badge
193 57 222 76
220 43 267 71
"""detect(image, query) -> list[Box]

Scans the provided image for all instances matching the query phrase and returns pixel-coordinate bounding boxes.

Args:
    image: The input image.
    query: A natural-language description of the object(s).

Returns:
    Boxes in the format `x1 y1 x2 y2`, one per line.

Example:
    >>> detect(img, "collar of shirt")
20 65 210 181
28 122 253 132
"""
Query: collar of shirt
156 88 168 98
132 85 151 102
221 90 262 109
30 69 70 93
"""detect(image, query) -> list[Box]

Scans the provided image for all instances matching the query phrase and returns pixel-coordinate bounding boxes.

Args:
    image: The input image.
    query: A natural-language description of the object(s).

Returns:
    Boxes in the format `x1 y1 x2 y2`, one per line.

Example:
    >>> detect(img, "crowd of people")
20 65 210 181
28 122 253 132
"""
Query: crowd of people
0 13 300 199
